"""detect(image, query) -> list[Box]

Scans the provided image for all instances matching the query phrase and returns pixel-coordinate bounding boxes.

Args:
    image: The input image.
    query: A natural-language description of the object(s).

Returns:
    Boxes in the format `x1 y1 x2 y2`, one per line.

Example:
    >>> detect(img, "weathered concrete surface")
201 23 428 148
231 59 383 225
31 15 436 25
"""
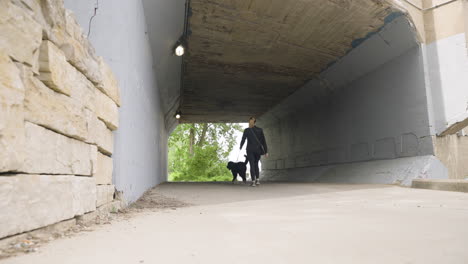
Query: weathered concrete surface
181 0 411 122
0 174 96 239
3 183 468 264
412 179 468 193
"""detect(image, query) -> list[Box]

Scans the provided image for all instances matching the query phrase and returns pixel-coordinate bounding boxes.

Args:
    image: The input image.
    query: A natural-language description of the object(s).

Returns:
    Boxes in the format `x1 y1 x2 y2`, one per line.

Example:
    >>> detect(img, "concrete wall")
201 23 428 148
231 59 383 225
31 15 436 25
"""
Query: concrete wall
423 32 468 135
141 0 185 131
420 0 468 178
259 16 440 184
65 0 180 203
433 135 468 179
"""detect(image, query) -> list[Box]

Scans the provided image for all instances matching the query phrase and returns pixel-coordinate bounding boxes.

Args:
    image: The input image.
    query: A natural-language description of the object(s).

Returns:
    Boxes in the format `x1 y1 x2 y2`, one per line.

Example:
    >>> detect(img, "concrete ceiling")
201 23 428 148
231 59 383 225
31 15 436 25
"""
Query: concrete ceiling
180 0 402 123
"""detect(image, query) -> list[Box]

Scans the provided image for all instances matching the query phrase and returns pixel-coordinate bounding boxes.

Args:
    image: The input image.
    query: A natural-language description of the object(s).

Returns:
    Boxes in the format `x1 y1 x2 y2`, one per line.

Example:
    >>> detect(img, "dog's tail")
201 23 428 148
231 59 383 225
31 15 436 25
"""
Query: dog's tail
244 155 248 164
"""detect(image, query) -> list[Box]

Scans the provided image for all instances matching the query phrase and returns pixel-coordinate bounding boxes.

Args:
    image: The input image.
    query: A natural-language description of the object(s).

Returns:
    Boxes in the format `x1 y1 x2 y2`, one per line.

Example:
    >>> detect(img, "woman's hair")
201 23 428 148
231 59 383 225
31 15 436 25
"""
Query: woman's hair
249 116 256 123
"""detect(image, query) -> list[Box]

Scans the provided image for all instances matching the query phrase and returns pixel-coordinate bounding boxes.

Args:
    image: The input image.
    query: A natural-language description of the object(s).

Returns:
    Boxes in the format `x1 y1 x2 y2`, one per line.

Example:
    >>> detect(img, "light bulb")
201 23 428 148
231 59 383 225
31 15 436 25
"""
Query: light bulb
175 45 185 56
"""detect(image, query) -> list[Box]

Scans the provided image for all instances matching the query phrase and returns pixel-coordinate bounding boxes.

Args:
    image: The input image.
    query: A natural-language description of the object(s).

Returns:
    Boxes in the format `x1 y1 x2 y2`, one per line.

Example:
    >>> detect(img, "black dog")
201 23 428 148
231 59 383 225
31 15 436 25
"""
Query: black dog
227 155 248 183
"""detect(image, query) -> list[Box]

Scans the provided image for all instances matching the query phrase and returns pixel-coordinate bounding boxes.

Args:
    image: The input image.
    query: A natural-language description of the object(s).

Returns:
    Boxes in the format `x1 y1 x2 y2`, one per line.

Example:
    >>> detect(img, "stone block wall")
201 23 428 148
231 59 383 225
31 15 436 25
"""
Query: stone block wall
0 0 120 239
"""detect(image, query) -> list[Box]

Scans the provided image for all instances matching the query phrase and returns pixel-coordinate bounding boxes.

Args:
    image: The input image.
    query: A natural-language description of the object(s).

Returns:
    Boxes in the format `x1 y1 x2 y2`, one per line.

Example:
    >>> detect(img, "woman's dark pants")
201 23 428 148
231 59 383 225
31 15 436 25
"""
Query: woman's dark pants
247 151 261 181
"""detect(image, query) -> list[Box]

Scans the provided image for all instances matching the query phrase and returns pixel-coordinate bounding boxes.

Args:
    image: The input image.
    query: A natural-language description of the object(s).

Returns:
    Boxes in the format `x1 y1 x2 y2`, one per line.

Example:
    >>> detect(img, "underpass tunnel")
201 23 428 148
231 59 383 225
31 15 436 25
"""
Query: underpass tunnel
4 0 468 244
64 0 468 203
176 0 468 185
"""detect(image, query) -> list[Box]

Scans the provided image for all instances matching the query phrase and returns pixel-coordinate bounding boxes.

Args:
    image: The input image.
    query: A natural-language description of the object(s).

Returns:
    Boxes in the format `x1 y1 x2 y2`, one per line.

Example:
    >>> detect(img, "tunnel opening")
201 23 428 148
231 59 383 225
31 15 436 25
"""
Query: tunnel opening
61 0 468 203
168 122 260 182
173 0 457 185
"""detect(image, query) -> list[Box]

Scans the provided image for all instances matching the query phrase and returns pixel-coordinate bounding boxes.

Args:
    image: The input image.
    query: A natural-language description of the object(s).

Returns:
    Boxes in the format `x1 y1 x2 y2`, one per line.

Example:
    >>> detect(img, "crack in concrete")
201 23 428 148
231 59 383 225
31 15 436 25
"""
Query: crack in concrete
87 0 99 38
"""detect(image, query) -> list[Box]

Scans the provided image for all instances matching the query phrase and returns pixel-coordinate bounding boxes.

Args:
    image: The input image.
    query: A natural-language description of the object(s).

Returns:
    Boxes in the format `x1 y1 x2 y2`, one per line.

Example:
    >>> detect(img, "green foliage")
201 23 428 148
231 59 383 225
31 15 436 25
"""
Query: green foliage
168 123 243 182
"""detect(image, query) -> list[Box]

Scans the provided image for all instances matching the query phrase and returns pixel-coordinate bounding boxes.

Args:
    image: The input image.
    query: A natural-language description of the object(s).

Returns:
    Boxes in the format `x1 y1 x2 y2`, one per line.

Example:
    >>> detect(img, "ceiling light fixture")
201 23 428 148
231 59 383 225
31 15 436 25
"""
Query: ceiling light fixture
175 44 185 56
174 37 187 57
175 111 182 119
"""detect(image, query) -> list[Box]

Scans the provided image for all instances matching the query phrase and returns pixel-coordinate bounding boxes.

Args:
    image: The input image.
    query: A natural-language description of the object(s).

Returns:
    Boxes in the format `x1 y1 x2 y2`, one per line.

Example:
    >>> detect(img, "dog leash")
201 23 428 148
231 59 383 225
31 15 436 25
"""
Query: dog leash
236 151 240 162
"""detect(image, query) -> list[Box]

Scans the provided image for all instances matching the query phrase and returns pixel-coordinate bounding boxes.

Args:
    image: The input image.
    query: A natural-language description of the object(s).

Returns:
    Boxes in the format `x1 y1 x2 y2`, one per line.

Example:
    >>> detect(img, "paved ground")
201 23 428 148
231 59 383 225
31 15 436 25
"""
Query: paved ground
3 182 468 264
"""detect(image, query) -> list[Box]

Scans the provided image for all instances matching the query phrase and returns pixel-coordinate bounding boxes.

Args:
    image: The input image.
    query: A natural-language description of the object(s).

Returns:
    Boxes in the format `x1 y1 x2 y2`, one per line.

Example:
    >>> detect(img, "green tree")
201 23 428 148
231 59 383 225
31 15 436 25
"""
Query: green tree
168 123 243 182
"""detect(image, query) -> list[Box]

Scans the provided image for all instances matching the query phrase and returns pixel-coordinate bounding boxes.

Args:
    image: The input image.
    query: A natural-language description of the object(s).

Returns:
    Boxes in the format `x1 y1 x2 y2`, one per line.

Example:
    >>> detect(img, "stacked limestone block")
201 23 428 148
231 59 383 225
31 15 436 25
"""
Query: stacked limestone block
0 0 120 239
